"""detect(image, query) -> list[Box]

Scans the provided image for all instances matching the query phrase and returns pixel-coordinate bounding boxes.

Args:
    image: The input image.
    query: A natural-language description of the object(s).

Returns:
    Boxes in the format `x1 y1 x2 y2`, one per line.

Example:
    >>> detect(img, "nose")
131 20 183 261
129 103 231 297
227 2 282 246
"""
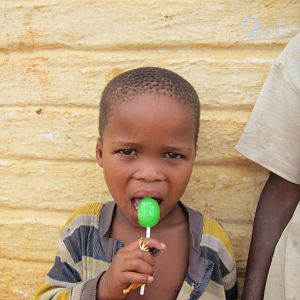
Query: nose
133 159 166 182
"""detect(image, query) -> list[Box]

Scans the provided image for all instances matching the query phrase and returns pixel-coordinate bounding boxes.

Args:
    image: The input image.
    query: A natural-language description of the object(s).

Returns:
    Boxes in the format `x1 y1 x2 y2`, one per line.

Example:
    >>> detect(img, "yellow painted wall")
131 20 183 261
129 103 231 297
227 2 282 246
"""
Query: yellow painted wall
0 1 299 299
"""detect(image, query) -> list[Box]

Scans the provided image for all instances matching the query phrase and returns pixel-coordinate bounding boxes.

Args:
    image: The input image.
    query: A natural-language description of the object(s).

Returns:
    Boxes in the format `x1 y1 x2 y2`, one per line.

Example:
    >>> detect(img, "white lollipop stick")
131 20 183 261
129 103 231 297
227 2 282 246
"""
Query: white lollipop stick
146 227 151 239
140 227 151 295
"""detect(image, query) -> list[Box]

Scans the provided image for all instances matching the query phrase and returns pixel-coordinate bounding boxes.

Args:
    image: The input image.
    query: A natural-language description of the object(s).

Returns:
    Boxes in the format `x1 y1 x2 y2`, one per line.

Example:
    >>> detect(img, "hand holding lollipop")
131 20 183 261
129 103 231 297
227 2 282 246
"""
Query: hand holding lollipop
122 197 161 296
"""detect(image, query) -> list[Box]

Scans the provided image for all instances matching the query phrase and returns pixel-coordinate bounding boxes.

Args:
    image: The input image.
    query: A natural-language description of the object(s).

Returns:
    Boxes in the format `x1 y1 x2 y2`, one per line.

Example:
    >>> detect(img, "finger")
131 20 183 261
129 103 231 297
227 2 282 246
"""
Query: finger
143 238 166 251
123 257 155 275
121 271 154 287
111 246 155 265
112 252 155 275
116 249 156 270
135 249 156 265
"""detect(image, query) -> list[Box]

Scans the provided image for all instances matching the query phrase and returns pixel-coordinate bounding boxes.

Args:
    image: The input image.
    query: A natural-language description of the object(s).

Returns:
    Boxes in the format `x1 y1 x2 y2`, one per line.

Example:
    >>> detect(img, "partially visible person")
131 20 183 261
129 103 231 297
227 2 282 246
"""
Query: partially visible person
236 33 300 300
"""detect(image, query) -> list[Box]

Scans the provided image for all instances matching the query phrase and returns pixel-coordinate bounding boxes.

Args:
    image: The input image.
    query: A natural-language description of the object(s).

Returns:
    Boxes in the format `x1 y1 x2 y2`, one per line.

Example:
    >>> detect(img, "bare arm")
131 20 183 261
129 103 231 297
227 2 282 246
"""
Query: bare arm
242 172 300 300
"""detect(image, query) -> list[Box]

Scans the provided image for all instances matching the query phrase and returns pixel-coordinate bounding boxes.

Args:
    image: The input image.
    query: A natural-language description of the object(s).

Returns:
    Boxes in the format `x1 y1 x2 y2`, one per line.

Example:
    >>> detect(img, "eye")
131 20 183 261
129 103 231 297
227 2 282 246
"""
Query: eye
165 152 182 159
118 148 137 156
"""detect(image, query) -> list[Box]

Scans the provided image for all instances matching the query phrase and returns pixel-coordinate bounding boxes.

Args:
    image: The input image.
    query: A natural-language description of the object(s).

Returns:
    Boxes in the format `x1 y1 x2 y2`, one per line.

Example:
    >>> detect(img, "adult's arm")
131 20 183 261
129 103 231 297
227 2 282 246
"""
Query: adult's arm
242 172 300 300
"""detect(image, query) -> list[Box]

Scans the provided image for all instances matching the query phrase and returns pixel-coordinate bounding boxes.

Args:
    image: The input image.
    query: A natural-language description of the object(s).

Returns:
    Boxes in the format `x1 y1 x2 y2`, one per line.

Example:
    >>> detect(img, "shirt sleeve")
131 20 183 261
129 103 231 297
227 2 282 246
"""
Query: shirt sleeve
34 227 104 300
35 203 105 300
202 216 238 299
216 222 237 300
236 33 300 184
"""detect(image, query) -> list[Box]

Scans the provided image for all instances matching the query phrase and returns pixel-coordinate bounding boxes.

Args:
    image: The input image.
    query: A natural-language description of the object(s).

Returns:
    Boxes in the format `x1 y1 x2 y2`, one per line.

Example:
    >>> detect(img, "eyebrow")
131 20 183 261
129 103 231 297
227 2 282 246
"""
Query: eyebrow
111 141 139 147
111 141 194 152
161 145 194 153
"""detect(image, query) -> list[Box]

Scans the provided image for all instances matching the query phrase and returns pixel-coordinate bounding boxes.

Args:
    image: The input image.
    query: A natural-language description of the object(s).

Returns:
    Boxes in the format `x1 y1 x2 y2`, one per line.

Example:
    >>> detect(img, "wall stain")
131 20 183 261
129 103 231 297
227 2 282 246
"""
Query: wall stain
18 29 41 50
35 108 43 115
162 14 175 20
25 58 49 84
105 67 123 84
241 16 268 38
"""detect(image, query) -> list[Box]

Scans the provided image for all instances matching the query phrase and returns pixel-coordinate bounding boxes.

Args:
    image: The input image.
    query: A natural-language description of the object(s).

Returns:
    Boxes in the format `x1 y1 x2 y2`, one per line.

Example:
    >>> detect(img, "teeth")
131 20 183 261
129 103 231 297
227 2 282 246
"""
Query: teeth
132 198 141 211
132 197 161 211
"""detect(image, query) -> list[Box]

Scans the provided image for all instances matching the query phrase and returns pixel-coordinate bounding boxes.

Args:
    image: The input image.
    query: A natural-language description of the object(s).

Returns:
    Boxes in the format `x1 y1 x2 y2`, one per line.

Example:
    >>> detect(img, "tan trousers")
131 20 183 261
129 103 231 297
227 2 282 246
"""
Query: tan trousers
264 204 300 300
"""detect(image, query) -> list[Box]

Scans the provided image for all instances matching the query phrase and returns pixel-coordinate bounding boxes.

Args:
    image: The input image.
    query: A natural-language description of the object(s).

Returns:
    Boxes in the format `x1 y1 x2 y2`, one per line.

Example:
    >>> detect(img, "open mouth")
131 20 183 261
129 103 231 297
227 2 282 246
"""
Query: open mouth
131 197 161 212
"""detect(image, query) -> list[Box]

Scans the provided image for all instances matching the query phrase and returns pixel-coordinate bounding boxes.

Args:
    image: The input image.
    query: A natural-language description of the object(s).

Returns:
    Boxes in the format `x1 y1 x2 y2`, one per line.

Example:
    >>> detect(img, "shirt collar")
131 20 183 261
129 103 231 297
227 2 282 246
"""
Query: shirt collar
98 200 203 251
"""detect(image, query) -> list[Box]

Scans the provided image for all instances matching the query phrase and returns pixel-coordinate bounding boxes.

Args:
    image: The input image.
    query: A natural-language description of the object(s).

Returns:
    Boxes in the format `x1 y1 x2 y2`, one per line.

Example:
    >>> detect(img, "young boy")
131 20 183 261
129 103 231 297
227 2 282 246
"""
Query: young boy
36 67 237 300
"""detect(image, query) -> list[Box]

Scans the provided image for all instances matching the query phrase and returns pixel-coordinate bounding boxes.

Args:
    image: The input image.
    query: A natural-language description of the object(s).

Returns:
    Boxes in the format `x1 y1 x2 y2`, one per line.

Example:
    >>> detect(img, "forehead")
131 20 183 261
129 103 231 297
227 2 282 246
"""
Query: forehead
105 93 195 142
112 93 194 123
112 92 194 116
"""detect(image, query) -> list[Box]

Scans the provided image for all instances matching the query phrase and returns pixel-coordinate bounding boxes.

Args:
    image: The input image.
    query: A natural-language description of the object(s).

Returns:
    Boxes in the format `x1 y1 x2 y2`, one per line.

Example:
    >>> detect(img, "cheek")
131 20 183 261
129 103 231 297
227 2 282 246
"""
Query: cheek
103 161 129 190
171 164 194 188
172 161 194 177
103 172 123 200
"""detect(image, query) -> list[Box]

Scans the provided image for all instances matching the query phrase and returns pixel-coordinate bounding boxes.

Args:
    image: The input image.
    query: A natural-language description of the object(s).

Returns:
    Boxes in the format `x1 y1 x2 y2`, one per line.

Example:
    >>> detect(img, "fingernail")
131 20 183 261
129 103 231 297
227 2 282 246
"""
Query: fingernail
148 276 154 283
160 242 166 248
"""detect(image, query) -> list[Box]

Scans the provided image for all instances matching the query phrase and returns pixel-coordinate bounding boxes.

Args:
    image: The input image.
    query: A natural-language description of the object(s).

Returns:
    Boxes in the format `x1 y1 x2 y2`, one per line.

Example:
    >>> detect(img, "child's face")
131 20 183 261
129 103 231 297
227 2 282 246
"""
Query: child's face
96 93 196 227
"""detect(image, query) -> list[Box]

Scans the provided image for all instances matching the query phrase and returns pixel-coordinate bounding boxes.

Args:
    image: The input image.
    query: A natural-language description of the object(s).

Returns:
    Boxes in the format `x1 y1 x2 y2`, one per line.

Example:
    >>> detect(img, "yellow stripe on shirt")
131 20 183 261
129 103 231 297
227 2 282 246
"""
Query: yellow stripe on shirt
203 215 235 259
64 202 103 227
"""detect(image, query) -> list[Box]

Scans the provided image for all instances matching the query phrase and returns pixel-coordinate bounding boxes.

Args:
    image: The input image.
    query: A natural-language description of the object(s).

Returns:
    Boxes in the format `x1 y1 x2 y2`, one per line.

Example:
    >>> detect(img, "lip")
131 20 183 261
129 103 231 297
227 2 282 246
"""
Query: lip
131 193 163 208
130 191 163 217
131 191 164 201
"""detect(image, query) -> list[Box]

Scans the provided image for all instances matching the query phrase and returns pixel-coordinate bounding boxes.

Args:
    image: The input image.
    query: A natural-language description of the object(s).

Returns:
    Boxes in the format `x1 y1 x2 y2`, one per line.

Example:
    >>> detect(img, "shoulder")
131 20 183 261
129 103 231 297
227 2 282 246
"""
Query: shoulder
62 202 103 237
201 215 235 266
51 203 106 279
65 202 103 225
203 216 232 248
277 33 300 66
275 33 300 87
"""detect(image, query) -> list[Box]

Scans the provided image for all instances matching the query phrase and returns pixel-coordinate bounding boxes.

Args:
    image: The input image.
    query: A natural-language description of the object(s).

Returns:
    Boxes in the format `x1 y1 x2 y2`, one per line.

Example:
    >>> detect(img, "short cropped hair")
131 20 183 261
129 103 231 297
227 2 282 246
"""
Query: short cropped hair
99 67 200 143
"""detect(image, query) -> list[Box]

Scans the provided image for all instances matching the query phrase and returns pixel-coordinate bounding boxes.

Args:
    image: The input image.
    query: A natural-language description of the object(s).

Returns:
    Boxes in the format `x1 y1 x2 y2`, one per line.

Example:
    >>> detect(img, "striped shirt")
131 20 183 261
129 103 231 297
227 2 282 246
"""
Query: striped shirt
35 201 237 300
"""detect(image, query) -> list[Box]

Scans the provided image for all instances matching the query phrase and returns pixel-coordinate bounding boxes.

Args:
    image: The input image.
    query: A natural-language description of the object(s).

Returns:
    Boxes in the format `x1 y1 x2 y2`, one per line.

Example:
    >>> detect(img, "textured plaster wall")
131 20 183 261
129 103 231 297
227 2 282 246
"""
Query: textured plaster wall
0 1 299 299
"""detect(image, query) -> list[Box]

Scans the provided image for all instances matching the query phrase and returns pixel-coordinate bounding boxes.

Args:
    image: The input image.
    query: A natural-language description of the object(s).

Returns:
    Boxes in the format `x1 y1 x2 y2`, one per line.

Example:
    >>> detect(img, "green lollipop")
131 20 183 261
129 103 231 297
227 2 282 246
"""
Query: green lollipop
138 197 160 230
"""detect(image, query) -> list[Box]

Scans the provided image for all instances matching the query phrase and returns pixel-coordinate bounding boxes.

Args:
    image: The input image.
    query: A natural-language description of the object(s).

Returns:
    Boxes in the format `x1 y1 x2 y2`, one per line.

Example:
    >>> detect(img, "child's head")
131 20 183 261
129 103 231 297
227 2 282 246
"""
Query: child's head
99 67 200 145
96 67 200 227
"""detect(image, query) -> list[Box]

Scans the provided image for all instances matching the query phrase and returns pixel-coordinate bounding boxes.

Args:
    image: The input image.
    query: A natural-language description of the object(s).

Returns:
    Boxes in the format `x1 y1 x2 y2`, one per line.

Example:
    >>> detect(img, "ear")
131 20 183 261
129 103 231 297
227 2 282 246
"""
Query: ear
96 139 104 168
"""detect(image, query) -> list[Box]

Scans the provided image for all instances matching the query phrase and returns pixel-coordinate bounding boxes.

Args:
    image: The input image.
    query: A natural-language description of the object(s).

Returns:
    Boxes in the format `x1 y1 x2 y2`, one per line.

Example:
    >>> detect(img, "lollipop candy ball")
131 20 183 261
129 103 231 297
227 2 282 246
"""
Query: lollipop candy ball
138 197 160 228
